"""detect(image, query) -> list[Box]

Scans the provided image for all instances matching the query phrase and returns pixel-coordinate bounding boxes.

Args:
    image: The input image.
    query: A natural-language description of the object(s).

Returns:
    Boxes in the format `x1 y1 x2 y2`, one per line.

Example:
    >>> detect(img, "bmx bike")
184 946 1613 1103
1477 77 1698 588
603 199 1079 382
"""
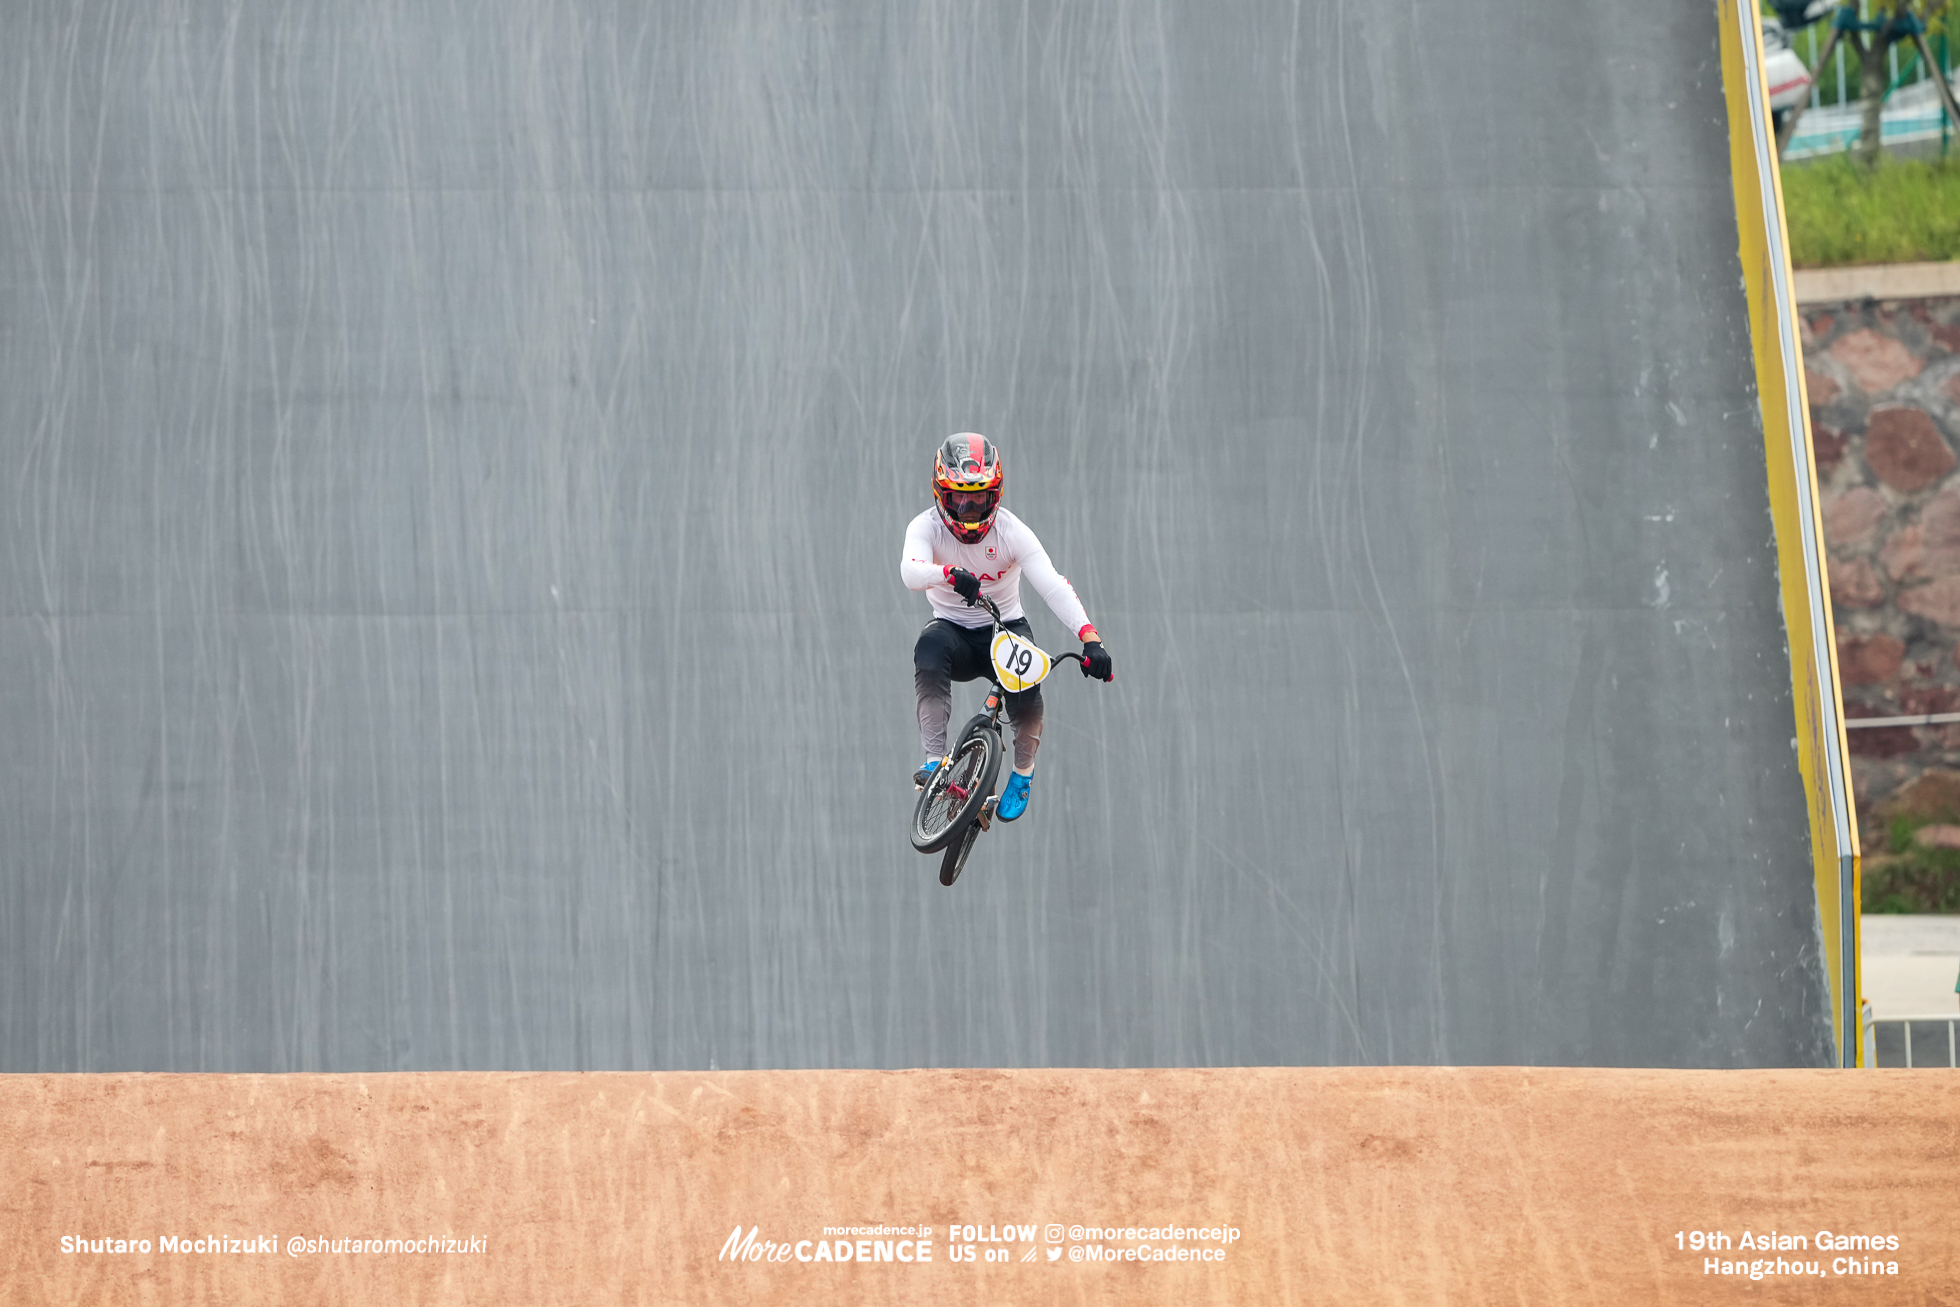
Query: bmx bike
909 594 1090 887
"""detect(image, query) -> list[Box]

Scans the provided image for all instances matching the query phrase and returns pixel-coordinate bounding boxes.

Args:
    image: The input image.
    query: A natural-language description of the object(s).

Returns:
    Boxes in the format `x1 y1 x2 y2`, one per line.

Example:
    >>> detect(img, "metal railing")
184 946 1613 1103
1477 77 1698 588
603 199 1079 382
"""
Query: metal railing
1845 710 1960 729
1785 84 1958 157
1861 1001 1960 1067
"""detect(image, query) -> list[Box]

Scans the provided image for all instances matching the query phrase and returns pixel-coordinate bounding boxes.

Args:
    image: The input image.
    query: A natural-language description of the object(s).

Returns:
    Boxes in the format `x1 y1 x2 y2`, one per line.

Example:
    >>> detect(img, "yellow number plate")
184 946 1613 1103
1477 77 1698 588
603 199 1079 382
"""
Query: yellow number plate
990 631 1052 692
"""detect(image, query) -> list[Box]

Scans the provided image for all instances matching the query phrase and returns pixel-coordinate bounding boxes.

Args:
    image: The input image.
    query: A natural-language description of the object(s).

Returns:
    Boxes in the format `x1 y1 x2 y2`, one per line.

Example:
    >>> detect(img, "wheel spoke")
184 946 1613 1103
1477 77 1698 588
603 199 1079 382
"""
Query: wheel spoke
914 732 993 853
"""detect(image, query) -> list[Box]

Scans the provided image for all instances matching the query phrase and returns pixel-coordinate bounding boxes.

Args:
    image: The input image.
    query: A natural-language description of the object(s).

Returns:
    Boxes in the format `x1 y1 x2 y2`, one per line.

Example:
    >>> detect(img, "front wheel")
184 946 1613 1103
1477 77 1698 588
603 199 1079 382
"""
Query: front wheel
910 729 1001 853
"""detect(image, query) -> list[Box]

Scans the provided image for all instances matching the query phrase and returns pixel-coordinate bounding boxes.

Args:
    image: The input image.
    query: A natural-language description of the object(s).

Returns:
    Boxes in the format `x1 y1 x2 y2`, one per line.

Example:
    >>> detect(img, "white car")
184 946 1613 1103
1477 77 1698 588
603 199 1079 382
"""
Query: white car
1763 18 1815 114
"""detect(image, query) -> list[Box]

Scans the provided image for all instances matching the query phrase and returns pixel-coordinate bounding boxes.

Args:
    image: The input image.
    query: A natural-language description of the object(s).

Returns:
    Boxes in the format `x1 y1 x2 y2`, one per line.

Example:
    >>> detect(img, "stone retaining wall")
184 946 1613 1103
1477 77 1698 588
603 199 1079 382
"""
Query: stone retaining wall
1807 293 1960 823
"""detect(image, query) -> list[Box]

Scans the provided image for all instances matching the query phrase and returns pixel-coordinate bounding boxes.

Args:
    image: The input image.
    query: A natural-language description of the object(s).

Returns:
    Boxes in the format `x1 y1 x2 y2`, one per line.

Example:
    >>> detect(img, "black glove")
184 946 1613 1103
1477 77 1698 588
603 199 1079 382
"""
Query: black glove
1080 640 1113 682
945 566 982 604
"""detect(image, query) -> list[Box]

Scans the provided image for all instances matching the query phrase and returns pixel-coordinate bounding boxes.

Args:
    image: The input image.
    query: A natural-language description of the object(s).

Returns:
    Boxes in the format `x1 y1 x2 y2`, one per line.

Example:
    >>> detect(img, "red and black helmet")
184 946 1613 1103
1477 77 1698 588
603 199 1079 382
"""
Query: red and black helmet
932 433 1003 543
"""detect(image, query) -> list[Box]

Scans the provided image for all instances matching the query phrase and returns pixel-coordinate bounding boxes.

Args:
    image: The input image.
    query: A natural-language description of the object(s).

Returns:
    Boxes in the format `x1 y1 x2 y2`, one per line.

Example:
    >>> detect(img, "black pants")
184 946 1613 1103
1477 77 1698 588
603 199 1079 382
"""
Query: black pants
913 617 1044 771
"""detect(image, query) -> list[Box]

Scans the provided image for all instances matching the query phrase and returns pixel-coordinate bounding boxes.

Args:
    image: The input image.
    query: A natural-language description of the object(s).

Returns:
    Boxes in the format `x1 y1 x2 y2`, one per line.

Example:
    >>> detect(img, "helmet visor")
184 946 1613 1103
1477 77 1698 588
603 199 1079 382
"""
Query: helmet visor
942 488 999 524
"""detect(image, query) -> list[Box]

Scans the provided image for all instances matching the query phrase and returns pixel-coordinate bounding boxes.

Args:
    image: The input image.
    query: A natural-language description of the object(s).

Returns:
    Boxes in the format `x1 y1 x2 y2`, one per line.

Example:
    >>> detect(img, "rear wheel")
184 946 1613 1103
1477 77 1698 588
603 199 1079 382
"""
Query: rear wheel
939 820 982 887
910 729 1000 854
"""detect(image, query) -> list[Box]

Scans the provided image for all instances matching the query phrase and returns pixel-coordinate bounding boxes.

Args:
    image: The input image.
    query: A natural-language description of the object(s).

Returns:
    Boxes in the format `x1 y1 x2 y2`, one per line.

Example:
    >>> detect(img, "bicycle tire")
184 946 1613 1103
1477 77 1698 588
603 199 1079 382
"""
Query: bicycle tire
910 728 1001 854
939 820 982 887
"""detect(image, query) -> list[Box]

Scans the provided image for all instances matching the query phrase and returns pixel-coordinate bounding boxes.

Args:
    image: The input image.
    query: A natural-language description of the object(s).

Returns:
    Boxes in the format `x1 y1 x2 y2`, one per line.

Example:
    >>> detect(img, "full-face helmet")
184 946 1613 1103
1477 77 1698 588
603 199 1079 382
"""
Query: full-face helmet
932 433 1003 543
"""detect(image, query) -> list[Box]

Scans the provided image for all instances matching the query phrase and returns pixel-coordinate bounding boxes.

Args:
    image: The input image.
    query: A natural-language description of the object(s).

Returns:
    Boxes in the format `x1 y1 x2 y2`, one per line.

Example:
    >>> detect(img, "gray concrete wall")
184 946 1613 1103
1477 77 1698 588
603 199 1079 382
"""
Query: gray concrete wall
0 1 1831 1071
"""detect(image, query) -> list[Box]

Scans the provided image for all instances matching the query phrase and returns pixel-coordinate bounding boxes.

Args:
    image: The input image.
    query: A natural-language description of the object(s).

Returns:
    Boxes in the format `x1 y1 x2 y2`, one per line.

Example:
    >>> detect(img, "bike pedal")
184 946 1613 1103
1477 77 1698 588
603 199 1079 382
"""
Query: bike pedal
977 796 998 832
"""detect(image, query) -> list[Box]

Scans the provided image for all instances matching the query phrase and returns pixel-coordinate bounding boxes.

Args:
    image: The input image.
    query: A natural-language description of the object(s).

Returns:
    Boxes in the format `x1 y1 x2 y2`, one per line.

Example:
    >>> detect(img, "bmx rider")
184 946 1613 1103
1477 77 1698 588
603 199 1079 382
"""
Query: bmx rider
901 433 1113 822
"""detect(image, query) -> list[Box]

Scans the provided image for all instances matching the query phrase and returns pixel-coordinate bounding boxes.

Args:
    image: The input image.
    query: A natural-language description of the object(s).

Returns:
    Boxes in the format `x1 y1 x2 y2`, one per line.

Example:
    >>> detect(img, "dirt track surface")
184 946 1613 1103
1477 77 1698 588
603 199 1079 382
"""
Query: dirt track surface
4 1067 1953 1303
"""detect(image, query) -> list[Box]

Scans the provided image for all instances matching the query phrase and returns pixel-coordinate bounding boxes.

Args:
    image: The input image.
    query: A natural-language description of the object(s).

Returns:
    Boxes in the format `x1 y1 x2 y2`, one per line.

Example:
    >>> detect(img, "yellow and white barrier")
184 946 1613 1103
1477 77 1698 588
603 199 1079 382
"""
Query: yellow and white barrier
1717 0 1862 1065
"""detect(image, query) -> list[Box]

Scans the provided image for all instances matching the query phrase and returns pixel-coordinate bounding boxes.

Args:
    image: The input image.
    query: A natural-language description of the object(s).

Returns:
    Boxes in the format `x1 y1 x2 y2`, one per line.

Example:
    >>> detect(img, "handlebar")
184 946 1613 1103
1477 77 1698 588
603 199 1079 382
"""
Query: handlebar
966 592 1102 677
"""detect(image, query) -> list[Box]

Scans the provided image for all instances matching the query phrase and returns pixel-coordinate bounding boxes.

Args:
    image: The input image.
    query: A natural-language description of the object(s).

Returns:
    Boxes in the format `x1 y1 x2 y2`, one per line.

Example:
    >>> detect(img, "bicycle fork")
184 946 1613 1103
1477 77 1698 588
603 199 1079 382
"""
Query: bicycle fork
970 688 1009 830
949 690 1005 832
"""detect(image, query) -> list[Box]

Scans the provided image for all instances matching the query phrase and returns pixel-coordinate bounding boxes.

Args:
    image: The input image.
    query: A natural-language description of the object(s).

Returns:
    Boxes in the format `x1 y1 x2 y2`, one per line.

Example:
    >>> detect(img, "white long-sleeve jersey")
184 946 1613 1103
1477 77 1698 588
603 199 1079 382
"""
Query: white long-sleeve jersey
901 507 1095 636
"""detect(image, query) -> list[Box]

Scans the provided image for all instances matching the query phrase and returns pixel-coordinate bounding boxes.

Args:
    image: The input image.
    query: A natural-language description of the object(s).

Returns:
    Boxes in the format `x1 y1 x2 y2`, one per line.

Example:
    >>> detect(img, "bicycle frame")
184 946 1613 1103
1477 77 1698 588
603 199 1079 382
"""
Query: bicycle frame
953 594 1080 737
912 591 1095 882
946 595 1085 828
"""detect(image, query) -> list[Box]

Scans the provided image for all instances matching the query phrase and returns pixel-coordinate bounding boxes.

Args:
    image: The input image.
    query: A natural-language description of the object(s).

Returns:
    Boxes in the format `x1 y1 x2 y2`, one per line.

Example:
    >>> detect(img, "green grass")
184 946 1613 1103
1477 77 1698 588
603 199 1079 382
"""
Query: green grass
1863 814 1960 912
1782 154 1960 268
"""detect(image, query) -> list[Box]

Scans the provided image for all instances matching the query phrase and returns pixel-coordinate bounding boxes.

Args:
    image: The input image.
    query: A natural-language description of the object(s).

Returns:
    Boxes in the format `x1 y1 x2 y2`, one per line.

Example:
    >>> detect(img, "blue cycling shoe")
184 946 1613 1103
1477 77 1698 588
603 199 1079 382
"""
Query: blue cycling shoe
912 758 942 790
996 770 1033 821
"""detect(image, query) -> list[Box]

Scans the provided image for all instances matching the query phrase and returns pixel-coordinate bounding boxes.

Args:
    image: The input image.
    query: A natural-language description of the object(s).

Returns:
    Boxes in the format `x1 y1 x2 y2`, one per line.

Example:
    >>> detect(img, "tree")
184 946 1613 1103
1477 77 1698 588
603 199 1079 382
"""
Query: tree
1799 1 1960 166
